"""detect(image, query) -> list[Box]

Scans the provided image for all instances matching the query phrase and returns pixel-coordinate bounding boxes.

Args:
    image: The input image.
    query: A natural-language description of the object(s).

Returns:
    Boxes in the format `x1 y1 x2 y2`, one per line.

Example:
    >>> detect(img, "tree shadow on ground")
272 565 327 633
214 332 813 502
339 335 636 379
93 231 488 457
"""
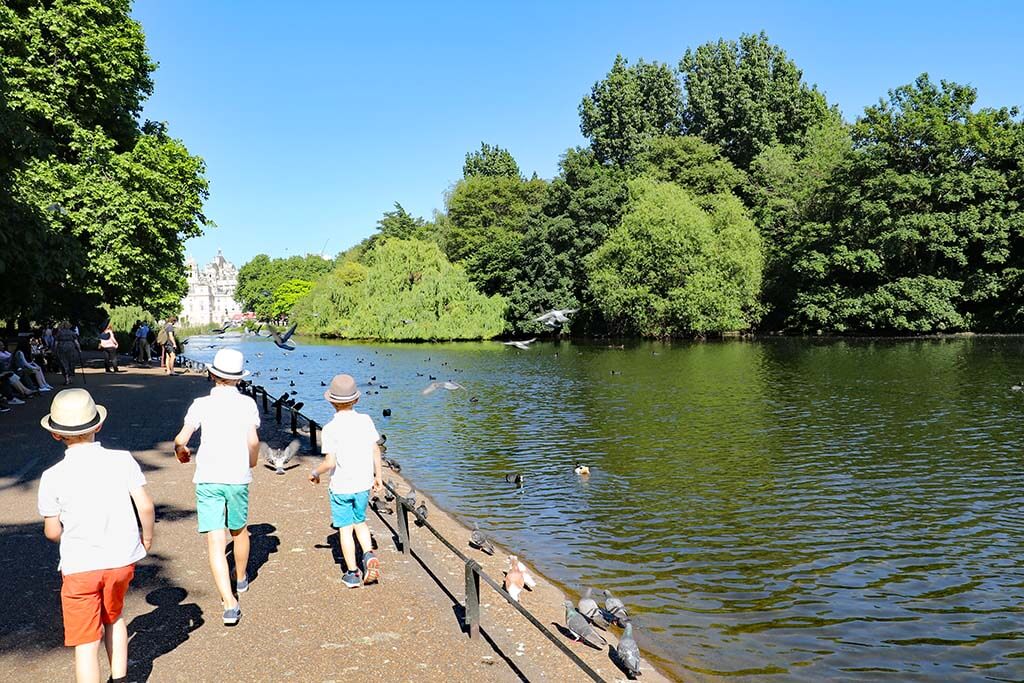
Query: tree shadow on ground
126 586 203 682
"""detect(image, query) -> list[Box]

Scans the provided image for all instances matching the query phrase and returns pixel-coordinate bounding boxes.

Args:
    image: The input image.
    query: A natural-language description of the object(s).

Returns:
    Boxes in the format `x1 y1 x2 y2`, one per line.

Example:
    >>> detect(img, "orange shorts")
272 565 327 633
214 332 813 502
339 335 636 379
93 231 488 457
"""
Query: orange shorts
60 564 135 646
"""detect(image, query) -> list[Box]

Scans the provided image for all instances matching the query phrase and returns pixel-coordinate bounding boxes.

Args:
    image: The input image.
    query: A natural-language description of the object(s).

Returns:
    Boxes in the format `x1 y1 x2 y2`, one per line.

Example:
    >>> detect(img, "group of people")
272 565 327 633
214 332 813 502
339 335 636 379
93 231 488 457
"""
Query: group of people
0 333 59 413
37 347 384 683
117 317 179 376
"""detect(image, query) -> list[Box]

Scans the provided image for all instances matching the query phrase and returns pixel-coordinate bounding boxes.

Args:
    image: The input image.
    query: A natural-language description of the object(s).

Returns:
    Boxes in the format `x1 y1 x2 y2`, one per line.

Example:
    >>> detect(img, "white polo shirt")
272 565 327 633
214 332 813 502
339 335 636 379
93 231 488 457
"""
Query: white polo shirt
321 410 380 495
184 386 260 485
37 442 147 575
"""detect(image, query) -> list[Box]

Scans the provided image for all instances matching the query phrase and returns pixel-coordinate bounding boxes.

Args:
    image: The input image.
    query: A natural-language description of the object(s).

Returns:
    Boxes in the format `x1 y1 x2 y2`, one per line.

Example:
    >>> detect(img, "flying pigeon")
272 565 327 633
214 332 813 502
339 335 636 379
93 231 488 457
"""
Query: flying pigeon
616 622 642 678
260 439 300 474
563 601 606 649
533 309 577 328
578 587 609 629
469 522 495 556
504 555 526 602
268 322 298 351
502 338 537 351
603 589 630 627
422 380 465 395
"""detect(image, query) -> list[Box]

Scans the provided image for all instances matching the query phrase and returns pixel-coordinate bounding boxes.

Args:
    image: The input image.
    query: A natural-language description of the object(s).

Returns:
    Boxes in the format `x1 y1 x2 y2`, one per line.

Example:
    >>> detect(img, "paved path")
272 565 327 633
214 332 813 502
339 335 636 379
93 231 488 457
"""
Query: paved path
0 357 660 682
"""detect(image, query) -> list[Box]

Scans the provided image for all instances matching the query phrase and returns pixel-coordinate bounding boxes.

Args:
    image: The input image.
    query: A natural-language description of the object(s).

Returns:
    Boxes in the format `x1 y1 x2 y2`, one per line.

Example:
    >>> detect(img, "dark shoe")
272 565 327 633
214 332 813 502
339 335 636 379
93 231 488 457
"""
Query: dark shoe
222 605 241 625
363 553 381 585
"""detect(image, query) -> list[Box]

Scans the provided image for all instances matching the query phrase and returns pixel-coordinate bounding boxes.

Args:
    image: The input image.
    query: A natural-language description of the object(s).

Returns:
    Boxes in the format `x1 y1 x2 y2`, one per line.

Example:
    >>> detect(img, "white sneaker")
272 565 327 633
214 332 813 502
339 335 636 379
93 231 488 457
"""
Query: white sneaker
39 386 52 392
8 398 25 405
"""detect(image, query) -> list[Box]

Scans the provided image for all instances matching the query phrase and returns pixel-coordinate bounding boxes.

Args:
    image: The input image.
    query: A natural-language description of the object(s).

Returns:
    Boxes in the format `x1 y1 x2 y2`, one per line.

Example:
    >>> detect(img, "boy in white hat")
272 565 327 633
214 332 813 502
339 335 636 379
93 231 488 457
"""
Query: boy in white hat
310 374 384 588
37 389 155 683
172 348 259 625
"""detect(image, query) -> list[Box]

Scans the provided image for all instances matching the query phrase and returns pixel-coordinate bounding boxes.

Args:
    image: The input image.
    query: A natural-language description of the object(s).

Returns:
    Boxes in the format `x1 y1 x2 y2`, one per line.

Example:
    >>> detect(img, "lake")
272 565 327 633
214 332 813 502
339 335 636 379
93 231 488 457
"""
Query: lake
181 334 1024 681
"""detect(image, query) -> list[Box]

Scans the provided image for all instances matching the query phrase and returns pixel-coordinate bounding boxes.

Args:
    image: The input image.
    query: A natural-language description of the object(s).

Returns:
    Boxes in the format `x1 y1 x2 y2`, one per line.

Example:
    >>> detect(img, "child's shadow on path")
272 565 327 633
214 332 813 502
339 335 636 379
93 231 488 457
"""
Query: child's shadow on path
127 586 203 682
243 522 280 580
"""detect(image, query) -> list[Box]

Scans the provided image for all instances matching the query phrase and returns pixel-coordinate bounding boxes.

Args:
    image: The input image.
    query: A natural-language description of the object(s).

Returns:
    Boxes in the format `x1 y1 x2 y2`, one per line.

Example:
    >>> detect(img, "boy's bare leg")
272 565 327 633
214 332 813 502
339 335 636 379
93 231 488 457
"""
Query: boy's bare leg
229 526 249 581
339 526 357 571
354 522 373 558
206 529 238 609
103 616 128 679
73 638 101 683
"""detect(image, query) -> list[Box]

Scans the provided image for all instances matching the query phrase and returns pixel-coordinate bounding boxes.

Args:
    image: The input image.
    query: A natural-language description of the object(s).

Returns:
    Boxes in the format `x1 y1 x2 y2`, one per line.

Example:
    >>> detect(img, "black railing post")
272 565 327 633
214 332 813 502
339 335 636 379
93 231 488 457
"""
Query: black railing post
290 408 298 434
465 560 481 639
261 387 268 413
275 401 282 424
309 420 319 454
396 499 410 555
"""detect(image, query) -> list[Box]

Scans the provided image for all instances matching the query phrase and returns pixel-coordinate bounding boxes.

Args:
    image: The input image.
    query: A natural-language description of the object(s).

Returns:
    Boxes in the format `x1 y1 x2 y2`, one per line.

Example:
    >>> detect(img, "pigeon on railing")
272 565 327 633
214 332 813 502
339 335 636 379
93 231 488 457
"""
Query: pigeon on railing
260 439 300 474
578 587 609 629
469 522 495 556
414 501 428 525
563 601 606 649
384 478 396 502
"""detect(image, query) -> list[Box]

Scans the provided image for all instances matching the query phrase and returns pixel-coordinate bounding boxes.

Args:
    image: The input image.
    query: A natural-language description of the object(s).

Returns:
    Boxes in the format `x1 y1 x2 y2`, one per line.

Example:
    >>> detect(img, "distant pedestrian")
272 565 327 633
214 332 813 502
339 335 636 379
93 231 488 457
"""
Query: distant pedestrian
135 321 151 364
172 348 260 625
37 388 155 683
309 374 384 587
54 321 81 385
99 322 119 373
160 317 177 375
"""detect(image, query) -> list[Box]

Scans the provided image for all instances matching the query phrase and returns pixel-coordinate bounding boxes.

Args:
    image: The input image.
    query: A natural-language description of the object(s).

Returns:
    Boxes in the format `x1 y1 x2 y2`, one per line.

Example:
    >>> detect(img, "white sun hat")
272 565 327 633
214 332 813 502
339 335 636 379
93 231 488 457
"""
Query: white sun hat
208 348 250 380
40 388 108 436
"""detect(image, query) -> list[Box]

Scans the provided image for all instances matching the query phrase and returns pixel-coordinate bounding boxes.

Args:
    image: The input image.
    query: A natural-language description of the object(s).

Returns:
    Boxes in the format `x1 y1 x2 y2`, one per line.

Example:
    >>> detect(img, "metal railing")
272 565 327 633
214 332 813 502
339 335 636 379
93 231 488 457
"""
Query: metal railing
192 373 607 682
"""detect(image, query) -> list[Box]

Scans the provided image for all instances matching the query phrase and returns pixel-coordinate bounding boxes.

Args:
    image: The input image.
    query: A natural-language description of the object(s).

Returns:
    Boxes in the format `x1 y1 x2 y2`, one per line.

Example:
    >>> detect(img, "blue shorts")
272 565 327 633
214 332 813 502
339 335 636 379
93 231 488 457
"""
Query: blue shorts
330 490 369 528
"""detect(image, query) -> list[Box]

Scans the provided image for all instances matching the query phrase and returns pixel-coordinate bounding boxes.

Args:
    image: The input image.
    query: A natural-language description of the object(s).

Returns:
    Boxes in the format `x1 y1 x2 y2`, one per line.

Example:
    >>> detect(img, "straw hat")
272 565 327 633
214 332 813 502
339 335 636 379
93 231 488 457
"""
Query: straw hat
40 388 108 436
208 348 250 380
324 374 360 403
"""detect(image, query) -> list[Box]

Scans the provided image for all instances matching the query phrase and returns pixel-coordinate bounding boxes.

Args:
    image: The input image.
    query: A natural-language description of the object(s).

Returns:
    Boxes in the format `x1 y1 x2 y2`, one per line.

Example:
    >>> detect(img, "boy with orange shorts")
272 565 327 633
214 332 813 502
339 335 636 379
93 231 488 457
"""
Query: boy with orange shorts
37 388 155 683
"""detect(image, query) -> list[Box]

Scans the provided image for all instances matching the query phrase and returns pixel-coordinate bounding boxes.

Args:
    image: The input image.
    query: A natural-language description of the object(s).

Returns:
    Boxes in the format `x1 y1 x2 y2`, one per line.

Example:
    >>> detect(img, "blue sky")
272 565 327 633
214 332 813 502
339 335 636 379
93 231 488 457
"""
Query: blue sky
133 0 1024 267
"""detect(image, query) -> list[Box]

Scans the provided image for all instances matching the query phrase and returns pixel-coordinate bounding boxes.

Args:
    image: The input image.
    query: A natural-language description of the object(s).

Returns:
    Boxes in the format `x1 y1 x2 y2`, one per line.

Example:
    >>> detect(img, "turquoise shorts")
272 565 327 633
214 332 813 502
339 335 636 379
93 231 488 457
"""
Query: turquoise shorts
196 483 249 533
329 490 369 528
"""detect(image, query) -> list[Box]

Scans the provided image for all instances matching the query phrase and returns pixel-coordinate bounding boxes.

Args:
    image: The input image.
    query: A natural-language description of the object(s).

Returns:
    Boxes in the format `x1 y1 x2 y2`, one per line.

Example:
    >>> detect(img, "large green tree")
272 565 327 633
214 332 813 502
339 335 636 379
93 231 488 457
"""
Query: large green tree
236 253 334 318
787 75 1024 332
292 239 506 340
679 32 835 169
579 55 683 167
587 178 764 336
0 0 208 320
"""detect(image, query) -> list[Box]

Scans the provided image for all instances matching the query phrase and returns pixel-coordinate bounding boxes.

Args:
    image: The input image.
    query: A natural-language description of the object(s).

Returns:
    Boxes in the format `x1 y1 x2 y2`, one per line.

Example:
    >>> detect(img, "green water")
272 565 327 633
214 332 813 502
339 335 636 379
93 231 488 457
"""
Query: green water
185 335 1024 681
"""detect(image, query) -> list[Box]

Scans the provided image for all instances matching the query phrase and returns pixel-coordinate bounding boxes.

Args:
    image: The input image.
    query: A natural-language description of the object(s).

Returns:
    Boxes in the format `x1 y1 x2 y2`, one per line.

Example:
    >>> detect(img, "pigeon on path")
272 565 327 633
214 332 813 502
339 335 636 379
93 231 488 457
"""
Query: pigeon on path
617 622 642 679
422 380 464 395
504 555 526 602
578 587 609 629
260 439 300 474
469 522 495 555
603 589 630 626
563 601 606 649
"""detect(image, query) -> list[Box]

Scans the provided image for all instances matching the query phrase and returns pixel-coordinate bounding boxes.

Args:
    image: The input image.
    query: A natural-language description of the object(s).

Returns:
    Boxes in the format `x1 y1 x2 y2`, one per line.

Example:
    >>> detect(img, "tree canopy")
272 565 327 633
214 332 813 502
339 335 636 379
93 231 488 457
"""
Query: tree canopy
463 142 521 178
236 254 334 319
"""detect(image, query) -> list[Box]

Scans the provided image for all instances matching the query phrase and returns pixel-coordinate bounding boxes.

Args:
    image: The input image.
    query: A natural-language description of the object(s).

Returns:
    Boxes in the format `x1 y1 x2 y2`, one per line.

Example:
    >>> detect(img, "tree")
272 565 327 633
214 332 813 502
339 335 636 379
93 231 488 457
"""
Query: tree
0 0 208 320
463 142 520 178
271 279 314 318
292 239 506 340
236 254 333 318
375 202 426 240
587 178 763 336
786 75 1024 332
679 32 836 169
632 135 745 196
579 55 683 167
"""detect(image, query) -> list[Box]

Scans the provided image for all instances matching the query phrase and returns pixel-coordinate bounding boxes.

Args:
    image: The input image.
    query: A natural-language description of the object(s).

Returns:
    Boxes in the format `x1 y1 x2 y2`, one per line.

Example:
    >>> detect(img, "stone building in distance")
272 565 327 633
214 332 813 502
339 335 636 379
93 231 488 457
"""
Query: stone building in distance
179 250 243 325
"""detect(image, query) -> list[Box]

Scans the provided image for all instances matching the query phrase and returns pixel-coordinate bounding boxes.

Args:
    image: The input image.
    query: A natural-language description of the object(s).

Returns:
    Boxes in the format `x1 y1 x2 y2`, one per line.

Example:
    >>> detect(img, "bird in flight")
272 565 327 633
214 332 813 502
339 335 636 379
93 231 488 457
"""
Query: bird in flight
268 322 298 351
533 309 577 328
502 338 537 350
421 380 464 395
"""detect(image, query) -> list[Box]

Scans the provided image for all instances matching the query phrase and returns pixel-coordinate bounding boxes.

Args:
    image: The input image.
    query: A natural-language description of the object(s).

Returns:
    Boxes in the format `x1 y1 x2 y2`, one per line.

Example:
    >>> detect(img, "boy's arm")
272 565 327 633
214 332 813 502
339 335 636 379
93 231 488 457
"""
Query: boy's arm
43 516 62 542
372 444 383 491
130 486 155 551
309 451 336 483
173 424 195 462
247 424 259 468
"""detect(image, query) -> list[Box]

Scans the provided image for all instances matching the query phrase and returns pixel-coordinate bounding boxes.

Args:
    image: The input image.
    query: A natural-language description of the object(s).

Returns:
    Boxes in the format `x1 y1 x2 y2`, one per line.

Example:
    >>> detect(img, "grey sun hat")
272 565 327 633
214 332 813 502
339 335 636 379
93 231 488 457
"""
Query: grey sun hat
40 388 108 436
208 348 250 380
324 374 360 403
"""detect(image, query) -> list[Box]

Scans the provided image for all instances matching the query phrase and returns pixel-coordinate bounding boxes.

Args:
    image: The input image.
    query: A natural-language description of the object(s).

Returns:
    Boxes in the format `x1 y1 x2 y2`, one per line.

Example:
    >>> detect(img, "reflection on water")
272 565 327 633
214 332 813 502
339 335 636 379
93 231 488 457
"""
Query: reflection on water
183 335 1024 681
